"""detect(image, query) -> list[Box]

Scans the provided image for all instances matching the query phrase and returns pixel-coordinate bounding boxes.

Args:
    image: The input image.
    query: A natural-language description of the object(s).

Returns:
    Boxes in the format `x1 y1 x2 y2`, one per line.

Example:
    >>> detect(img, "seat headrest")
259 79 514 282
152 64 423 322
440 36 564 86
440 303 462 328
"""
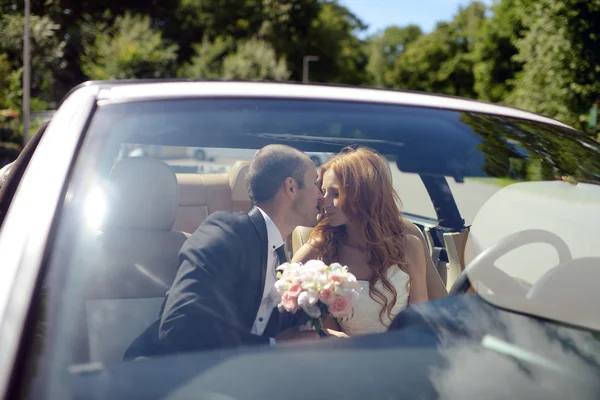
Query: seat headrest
106 157 178 230
229 161 251 203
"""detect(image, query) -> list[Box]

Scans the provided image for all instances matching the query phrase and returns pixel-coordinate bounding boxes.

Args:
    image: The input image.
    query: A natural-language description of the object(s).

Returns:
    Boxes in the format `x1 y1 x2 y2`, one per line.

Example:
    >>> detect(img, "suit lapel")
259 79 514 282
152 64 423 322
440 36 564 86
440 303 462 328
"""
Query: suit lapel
247 207 296 336
248 207 268 308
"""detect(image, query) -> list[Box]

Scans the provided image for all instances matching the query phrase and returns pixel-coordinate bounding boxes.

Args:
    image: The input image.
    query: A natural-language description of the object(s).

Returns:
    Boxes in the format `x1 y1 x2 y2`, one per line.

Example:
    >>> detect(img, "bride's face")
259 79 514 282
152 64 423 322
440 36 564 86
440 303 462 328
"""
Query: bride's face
320 169 349 227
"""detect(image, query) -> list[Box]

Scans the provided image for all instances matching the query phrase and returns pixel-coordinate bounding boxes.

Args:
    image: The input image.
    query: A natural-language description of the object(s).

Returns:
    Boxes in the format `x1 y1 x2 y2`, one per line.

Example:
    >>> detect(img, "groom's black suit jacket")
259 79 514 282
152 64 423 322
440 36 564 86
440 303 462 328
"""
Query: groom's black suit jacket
124 207 298 359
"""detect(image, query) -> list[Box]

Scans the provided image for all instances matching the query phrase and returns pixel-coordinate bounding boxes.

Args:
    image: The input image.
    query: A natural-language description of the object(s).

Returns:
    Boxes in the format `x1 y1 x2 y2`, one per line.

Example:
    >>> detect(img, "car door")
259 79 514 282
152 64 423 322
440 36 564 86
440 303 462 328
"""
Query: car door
0 85 99 400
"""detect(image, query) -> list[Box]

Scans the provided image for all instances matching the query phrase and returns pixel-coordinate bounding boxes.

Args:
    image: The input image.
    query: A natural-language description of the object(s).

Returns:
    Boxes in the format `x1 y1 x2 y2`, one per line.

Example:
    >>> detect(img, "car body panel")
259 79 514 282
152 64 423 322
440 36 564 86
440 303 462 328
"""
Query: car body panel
0 85 99 395
94 81 573 130
67 296 600 400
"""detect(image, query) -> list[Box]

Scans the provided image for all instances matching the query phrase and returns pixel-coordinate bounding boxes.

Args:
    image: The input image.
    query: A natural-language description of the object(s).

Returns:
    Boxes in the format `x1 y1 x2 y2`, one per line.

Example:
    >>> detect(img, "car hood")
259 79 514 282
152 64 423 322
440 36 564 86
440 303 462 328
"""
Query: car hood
68 296 600 400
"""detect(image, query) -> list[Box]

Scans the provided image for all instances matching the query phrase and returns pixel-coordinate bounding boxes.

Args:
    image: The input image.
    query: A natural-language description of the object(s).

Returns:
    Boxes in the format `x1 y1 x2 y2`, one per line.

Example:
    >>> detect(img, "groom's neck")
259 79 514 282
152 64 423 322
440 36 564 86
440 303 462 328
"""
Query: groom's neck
256 202 292 239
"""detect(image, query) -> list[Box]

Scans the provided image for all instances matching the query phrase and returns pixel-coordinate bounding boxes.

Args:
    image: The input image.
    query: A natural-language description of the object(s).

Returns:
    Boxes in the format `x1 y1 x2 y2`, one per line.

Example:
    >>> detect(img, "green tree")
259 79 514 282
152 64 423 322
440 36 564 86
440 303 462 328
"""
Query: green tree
390 2 486 97
80 12 179 80
257 0 321 81
0 13 65 108
175 0 263 60
472 0 528 102
180 36 289 81
2 0 373 99
366 25 422 88
2 0 182 95
179 36 234 79
305 2 368 85
221 38 290 80
180 0 369 84
508 0 600 131
0 53 20 110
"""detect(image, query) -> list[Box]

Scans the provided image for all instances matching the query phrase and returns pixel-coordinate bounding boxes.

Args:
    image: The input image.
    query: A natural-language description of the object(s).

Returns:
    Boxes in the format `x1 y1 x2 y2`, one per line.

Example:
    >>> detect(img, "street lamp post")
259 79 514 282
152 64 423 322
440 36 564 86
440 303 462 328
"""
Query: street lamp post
302 55 319 83
23 0 31 145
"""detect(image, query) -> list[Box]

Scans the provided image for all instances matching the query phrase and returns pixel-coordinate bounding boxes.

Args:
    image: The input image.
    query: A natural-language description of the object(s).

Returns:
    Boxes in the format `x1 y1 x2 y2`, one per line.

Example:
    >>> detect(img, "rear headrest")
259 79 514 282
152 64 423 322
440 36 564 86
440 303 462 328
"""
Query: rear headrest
292 226 313 256
229 161 251 203
106 157 178 230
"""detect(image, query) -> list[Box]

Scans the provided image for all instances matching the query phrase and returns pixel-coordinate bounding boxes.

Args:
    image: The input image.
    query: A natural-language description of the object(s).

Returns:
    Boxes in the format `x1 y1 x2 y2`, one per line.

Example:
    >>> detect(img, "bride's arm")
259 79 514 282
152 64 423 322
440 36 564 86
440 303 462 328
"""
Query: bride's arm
291 242 319 264
404 234 428 305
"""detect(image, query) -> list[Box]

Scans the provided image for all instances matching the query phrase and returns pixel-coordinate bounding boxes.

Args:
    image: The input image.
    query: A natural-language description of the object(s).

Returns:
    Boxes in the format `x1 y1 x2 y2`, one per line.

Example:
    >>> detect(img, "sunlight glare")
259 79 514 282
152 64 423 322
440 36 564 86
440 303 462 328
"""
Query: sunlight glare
84 186 108 231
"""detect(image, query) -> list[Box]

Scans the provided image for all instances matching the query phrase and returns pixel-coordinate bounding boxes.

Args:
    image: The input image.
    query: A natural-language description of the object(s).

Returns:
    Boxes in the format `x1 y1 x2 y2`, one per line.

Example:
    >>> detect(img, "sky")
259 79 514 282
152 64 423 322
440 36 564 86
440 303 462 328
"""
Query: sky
341 0 493 37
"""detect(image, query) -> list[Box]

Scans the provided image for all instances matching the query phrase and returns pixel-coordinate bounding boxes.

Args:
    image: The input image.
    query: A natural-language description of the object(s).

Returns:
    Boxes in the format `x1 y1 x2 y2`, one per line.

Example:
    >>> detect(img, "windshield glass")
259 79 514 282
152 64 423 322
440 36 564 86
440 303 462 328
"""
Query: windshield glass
24 97 600 398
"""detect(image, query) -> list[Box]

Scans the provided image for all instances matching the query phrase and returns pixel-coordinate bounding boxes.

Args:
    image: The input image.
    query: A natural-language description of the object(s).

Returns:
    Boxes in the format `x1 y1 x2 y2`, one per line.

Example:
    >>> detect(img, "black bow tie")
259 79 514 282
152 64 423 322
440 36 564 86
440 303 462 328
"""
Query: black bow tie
275 245 289 266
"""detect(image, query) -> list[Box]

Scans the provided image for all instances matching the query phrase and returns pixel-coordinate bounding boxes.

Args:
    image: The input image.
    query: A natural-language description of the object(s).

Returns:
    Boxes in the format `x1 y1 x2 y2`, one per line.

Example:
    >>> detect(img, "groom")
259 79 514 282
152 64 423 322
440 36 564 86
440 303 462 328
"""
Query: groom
124 144 323 358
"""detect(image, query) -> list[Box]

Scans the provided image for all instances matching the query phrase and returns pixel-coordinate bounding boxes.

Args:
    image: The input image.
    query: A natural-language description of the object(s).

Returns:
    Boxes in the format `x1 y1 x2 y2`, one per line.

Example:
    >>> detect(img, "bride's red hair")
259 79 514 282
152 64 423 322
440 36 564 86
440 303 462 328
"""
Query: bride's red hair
309 146 406 323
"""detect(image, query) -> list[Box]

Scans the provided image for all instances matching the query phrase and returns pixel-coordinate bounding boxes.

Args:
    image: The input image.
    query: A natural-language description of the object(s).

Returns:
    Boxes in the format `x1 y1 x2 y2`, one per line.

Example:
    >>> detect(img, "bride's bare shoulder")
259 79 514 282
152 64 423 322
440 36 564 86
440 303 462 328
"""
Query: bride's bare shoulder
402 234 426 274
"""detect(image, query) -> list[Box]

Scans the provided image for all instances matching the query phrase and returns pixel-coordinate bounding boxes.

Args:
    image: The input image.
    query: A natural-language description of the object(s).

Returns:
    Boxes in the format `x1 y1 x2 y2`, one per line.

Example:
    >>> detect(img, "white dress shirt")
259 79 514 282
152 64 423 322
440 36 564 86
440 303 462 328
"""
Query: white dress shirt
251 207 286 339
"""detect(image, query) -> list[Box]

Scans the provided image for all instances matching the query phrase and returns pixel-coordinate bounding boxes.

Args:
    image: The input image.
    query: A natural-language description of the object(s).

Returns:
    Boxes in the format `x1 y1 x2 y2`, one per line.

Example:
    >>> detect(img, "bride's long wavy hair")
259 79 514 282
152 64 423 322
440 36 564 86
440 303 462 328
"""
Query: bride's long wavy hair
309 146 407 324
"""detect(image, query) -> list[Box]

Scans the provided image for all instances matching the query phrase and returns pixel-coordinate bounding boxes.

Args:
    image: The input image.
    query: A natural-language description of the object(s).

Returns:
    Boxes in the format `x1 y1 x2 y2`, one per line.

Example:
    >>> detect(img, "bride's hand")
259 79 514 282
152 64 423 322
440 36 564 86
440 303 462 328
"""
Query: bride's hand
323 328 349 339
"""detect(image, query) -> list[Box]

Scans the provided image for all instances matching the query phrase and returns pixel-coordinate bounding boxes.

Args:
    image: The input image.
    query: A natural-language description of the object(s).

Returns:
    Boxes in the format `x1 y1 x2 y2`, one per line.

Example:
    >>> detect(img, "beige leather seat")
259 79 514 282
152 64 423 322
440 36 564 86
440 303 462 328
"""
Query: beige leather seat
291 221 448 300
172 161 252 233
80 157 189 364
229 161 253 212
174 172 232 233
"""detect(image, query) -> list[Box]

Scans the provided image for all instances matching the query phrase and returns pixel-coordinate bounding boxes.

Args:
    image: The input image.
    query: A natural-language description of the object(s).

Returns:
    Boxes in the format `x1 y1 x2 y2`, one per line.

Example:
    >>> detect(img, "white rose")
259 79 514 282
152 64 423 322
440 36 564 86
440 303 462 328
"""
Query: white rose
306 290 319 305
303 303 322 319
304 259 327 271
329 263 346 272
297 292 310 309
276 262 291 272
315 274 329 291
274 279 286 292
297 290 319 309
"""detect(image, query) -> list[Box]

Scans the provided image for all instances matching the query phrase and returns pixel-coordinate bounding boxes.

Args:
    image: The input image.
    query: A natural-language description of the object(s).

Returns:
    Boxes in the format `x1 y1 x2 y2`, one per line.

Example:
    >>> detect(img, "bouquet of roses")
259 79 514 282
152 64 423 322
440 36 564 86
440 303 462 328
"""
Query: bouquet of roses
272 260 362 332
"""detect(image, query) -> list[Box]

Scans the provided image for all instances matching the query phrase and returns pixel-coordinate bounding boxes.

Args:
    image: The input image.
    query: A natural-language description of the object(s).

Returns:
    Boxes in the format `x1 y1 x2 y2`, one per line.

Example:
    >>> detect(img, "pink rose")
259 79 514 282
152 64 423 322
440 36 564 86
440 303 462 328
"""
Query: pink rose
318 288 334 305
288 283 302 298
328 275 344 285
281 292 298 313
329 295 352 318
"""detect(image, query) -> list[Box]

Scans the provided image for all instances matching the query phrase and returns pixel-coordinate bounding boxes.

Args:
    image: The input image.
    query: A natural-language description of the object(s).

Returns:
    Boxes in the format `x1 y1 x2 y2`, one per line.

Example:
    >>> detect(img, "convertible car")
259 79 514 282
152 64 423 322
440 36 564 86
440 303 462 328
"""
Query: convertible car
0 81 599 399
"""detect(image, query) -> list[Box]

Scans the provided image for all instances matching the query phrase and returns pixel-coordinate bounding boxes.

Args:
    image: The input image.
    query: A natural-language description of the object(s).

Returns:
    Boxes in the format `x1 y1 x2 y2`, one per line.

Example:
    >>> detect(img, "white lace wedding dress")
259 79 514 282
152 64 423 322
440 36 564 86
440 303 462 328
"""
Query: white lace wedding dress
338 265 410 335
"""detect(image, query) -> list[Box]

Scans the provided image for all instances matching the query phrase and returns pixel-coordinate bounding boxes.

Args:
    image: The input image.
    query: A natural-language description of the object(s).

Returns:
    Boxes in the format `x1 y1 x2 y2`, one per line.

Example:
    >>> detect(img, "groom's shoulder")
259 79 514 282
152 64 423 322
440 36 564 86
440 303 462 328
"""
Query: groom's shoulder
182 211 254 251
205 210 250 225
194 210 253 235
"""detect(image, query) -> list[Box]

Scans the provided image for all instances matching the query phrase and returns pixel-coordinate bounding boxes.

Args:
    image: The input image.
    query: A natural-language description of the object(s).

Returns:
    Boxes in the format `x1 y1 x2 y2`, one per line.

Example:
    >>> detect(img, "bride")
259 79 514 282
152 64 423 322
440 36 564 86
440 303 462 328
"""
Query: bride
293 146 428 336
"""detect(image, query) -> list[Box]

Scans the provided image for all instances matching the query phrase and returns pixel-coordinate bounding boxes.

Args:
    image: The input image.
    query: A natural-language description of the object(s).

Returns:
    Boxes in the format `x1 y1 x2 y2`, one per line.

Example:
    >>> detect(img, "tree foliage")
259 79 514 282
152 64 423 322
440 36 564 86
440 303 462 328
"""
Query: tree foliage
471 0 526 102
390 3 486 98
509 0 600 130
2 0 600 138
366 25 422 88
0 13 65 108
221 38 290 80
80 13 178 80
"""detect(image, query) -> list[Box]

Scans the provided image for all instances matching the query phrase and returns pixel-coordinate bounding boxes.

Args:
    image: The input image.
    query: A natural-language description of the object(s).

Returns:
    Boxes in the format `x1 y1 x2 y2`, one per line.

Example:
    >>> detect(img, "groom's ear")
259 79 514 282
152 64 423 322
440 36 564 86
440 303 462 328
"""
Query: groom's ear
284 176 297 197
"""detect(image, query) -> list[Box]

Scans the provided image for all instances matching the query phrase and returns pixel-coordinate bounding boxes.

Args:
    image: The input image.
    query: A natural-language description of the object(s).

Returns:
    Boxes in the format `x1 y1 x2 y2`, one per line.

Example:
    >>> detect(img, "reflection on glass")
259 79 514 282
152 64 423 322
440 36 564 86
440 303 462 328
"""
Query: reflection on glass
83 186 107 231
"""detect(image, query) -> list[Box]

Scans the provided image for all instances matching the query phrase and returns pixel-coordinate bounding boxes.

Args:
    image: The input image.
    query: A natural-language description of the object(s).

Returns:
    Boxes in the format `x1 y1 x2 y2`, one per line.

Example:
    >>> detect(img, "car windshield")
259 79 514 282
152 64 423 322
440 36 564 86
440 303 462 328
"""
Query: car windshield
23 95 600 398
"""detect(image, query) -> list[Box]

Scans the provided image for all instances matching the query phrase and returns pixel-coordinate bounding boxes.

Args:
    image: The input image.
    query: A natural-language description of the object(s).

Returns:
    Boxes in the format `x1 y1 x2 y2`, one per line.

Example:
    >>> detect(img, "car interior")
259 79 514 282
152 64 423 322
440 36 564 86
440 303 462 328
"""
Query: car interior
0 113 465 369
73 151 452 366
54 138 599 369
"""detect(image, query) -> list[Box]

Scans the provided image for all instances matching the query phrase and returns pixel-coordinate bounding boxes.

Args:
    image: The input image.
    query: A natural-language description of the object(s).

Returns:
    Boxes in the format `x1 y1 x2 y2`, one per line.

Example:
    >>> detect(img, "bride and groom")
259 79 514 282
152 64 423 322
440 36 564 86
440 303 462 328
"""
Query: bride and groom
124 144 429 359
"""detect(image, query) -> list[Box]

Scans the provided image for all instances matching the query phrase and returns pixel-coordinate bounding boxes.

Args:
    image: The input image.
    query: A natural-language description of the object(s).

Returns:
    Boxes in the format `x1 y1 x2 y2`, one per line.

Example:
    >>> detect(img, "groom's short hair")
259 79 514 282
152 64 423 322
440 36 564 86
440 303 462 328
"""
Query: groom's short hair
246 144 308 204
